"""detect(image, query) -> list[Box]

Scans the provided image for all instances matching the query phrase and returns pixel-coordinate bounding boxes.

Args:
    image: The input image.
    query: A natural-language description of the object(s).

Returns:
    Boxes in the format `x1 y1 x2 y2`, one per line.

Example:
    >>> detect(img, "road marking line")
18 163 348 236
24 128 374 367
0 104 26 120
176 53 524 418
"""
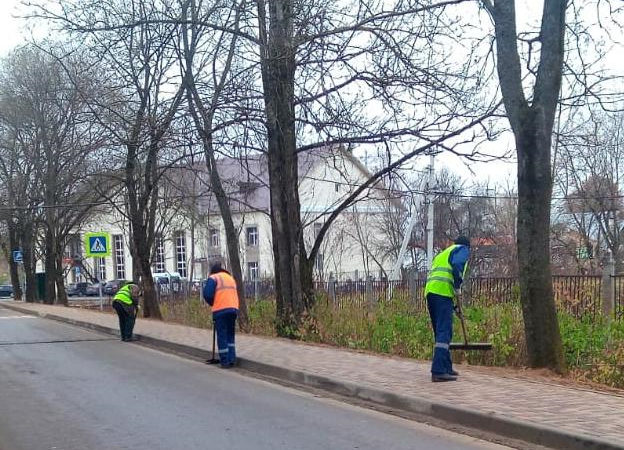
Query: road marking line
0 315 38 319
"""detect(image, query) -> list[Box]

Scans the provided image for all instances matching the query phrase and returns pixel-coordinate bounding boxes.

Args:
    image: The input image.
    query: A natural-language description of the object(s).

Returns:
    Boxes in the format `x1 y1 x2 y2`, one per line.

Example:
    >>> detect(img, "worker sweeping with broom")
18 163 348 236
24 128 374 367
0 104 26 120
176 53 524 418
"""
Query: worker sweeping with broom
203 262 240 368
425 236 471 382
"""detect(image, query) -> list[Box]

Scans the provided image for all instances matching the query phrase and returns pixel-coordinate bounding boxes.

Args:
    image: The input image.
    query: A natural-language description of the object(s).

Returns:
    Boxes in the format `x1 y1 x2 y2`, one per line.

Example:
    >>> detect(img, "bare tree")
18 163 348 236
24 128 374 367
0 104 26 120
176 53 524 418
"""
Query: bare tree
31 0 501 333
33 0 188 317
482 0 567 371
0 48 48 302
555 110 623 272
180 0 251 328
255 0 499 334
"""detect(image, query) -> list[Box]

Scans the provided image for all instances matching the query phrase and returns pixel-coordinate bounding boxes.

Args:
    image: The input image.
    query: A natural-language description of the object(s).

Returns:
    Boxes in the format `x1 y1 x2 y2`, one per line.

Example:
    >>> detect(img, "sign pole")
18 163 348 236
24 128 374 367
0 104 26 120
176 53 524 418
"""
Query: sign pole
98 265 103 311
84 232 111 311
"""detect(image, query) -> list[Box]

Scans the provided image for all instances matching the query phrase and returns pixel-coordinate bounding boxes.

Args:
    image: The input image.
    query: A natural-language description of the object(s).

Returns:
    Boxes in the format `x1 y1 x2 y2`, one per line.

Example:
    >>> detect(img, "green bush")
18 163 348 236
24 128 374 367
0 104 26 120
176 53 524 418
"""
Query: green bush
163 296 624 388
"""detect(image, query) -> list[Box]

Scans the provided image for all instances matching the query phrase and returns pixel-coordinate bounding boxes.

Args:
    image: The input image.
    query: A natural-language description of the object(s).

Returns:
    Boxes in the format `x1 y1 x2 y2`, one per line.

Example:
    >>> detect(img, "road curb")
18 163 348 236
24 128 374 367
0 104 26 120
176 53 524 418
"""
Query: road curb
3 302 622 450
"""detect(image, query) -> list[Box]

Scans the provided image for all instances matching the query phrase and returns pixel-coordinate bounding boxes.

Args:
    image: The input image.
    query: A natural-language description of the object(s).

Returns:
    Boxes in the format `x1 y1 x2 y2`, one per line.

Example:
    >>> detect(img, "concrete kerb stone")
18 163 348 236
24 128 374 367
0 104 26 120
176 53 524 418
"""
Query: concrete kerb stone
3 302 622 450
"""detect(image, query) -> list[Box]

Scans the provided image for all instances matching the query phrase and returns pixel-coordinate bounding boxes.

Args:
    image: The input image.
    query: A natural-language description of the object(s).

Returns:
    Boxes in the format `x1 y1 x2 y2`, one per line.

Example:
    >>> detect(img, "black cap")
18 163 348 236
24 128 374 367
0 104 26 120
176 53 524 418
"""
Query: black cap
210 262 223 274
455 236 470 247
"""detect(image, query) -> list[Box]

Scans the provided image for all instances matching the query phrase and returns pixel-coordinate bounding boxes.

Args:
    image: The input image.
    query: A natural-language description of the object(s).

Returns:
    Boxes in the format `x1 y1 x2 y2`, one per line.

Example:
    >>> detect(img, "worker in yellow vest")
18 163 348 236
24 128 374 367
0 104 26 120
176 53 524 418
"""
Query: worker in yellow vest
424 236 470 382
112 282 140 342
203 262 240 368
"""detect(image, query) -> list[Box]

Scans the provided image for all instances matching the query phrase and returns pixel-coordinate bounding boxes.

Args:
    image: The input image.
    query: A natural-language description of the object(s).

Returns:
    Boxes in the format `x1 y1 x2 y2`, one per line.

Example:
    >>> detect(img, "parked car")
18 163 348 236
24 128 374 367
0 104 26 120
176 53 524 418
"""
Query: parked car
103 279 128 296
0 284 13 298
153 272 182 293
85 282 105 296
66 282 89 297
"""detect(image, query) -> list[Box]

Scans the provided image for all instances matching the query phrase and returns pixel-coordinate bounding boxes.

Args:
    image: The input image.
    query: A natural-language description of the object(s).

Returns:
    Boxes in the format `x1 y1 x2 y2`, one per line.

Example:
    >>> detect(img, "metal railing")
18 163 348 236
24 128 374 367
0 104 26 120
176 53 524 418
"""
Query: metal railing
151 274 624 320
615 275 624 319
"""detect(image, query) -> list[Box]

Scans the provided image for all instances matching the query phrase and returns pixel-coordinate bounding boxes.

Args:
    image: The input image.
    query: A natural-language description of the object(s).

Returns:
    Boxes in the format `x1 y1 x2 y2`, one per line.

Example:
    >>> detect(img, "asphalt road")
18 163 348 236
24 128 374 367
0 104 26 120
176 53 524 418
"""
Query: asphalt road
0 306 512 450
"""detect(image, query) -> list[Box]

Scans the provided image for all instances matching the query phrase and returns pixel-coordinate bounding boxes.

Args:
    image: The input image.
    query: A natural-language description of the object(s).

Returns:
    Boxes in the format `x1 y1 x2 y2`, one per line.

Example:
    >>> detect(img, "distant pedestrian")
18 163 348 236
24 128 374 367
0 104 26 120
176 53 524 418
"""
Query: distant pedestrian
112 282 140 342
425 236 471 382
203 262 240 368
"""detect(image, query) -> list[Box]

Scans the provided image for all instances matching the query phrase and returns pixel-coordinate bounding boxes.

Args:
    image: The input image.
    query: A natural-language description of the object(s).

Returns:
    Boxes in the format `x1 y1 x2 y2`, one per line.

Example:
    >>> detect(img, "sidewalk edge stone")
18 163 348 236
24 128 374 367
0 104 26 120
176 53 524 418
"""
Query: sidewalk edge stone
3 302 622 450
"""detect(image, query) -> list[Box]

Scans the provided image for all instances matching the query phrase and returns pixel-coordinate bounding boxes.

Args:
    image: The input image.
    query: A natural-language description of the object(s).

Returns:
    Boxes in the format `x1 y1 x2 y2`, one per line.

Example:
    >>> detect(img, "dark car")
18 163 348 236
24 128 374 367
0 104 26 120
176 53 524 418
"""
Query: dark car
66 282 89 297
0 285 13 298
103 279 128 296
85 282 105 296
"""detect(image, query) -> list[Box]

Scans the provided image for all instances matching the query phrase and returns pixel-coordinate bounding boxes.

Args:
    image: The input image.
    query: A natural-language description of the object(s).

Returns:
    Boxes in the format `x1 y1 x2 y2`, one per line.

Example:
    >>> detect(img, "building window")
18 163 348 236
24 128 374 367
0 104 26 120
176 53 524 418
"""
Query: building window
315 253 324 273
313 222 323 238
209 228 219 248
246 226 258 247
153 235 166 273
66 234 82 259
114 235 126 280
175 232 187 278
335 183 339 192
98 257 107 282
247 262 259 280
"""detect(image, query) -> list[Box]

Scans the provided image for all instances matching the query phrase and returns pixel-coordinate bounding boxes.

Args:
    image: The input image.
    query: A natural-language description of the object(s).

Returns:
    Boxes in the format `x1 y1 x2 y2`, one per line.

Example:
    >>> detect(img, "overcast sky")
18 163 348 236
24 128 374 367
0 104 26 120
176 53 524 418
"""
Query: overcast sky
0 0 30 57
0 1 617 193
0 0 524 190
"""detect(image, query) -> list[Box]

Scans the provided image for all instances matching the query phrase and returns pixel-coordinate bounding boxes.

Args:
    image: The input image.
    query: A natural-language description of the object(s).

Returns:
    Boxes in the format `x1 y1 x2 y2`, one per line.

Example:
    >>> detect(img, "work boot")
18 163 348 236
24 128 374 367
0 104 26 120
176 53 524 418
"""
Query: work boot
431 373 457 382
449 369 459 376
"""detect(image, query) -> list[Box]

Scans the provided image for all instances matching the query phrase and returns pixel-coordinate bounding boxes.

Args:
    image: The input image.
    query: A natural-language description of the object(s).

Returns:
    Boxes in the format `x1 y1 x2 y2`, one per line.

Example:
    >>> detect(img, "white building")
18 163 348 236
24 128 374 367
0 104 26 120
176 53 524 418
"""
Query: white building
59 147 402 283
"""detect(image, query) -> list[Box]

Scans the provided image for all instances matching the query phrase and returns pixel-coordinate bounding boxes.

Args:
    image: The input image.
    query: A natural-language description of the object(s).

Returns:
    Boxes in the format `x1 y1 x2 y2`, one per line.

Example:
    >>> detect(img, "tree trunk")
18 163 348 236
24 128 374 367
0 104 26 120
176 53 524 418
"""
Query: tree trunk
54 242 68 306
125 142 162 320
44 227 57 305
259 0 310 335
490 0 567 373
131 224 161 319
20 225 37 303
5 221 23 300
205 150 249 331
516 117 566 370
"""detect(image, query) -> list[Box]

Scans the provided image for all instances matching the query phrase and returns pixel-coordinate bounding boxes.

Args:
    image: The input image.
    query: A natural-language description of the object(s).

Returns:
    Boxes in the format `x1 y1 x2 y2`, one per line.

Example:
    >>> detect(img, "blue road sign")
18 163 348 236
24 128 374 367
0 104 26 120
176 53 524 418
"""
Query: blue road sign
85 232 111 257
12 250 23 263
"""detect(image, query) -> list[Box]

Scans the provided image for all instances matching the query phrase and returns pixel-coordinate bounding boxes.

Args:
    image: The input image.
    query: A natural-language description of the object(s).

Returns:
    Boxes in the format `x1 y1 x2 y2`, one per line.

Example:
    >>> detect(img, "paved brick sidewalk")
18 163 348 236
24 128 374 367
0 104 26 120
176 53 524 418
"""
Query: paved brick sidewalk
3 301 623 448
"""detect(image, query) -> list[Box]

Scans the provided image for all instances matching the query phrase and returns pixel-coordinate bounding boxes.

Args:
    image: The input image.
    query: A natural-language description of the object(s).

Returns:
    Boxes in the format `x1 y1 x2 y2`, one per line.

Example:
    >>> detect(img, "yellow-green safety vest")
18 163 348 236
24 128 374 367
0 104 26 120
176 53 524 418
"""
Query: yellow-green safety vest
424 245 468 298
113 284 135 305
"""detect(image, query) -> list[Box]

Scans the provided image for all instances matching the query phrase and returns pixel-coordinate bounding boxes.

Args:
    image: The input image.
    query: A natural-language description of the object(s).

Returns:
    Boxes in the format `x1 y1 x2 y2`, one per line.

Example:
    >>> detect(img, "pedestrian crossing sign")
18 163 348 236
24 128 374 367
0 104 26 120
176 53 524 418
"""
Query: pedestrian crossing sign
85 232 111 257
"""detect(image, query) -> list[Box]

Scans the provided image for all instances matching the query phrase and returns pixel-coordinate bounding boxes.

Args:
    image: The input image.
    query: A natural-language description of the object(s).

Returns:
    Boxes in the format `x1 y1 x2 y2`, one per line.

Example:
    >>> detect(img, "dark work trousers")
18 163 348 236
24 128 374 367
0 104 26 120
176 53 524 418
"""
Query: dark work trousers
213 309 238 367
426 293 454 375
112 301 136 341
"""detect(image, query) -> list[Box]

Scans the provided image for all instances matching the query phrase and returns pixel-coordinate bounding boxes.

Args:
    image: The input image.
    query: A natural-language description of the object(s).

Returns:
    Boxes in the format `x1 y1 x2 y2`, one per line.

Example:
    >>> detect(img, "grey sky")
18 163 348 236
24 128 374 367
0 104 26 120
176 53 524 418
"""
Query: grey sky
0 1 618 192
0 0 27 56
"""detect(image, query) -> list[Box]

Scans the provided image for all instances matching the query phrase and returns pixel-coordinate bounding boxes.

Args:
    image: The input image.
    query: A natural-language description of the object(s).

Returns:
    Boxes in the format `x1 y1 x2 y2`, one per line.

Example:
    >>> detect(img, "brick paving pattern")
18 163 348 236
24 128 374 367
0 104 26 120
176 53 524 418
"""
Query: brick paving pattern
4 302 623 445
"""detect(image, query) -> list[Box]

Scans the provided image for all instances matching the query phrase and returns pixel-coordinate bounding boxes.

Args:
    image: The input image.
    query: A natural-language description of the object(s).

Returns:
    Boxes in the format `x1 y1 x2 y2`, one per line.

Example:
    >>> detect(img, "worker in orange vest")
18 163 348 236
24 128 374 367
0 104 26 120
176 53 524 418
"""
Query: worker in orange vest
202 262 240 368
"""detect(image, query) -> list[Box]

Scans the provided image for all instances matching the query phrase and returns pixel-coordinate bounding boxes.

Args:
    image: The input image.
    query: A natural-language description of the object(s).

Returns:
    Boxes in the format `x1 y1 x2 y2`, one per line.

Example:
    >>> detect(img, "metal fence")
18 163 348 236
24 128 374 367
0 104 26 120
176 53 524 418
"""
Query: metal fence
313 275 624 319
151 274 624 320
615 275 624 319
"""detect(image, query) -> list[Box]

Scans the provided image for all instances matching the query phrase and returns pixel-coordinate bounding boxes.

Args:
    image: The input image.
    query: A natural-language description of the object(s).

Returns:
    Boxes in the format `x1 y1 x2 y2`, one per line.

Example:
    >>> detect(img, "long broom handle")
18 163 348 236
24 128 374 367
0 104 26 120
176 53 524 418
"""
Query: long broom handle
455 292 469 346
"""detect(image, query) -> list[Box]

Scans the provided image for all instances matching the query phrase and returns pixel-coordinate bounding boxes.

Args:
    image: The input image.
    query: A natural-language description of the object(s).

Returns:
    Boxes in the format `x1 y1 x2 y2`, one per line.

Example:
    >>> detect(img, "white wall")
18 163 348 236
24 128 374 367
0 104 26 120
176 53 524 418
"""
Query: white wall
299 154 396 280
53 153 397 284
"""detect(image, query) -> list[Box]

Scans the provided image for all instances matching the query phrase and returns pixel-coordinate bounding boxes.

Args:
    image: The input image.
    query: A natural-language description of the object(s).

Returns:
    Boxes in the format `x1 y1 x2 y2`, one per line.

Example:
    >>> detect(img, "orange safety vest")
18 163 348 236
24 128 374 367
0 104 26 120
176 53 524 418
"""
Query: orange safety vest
209 272 240 312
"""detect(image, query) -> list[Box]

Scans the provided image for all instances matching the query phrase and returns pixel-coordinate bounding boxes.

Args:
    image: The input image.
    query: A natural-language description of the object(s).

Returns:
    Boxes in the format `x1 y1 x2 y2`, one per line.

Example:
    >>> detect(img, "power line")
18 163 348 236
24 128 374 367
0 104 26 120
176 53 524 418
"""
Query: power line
300 173 624 201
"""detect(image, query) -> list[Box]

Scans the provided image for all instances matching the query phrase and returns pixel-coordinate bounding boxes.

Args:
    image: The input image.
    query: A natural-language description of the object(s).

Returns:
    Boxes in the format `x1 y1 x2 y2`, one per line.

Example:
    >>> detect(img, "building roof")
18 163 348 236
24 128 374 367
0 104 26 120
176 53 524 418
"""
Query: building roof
174 145 398 215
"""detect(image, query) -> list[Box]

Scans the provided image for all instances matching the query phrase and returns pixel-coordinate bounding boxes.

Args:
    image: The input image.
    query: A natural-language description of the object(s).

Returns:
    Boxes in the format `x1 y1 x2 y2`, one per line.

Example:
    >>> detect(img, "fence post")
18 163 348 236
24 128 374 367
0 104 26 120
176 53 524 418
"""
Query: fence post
366 277 373 307
408 272 418 308
602 255 615 319
329 275 336 305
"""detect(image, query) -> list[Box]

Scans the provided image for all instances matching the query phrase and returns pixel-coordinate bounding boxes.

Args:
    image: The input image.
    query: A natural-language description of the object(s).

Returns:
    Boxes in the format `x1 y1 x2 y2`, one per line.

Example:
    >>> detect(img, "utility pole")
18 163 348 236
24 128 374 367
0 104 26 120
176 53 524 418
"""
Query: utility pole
426 153 435 270
391 152 436 281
